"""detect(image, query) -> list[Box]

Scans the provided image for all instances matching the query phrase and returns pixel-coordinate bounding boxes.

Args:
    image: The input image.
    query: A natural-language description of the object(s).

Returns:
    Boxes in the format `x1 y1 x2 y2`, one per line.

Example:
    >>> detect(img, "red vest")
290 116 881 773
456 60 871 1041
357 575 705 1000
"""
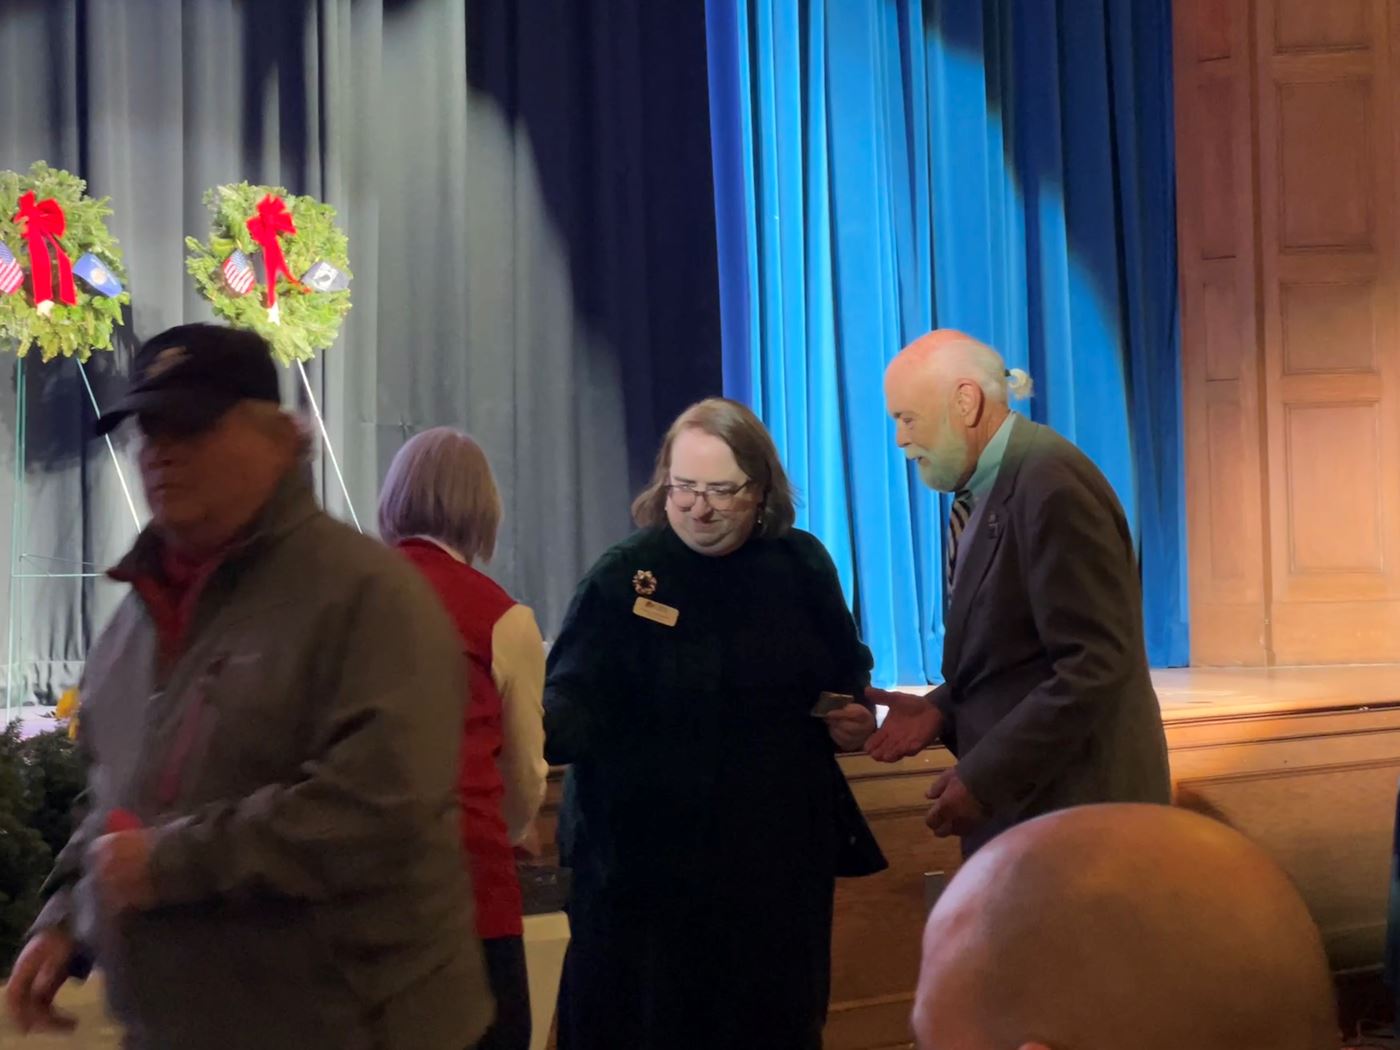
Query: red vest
397 539 523 940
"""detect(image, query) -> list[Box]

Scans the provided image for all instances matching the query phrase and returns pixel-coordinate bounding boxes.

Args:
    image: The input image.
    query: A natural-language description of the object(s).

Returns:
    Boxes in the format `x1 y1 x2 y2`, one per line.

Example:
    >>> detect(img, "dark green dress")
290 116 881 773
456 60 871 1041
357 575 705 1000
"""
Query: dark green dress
545 525 884 1050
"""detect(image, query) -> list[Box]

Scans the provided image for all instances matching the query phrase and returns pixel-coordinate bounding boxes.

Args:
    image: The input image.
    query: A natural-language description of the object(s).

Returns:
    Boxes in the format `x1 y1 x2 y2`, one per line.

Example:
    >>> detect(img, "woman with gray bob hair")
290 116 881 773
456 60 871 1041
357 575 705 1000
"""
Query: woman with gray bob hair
378 427 547 1050
379 427 503 561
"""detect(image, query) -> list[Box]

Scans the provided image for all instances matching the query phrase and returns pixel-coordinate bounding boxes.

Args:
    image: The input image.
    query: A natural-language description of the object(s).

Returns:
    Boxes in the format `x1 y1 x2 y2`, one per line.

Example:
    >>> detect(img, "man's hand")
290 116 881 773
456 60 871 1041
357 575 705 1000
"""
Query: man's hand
5 929 78 1034
925 768 987 838
825 702 876 752
87 829 157 913
865 686 943 761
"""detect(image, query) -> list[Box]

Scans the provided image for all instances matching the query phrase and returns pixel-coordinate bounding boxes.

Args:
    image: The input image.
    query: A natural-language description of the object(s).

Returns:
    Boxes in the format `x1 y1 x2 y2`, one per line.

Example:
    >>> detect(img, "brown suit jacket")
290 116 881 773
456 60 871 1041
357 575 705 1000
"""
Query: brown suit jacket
934 415 1171 854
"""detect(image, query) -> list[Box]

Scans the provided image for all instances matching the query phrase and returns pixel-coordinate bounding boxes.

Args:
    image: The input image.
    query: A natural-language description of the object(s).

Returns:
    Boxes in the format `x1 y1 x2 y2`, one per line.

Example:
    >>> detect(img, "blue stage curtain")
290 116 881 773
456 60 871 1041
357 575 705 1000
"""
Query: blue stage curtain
706 0 1188 682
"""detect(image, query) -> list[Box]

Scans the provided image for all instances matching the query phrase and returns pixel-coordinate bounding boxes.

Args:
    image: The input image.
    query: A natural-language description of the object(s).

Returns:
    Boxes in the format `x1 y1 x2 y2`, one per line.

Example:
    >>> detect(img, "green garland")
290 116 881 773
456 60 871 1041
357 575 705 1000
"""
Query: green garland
185 183 352 365
0 162 129 362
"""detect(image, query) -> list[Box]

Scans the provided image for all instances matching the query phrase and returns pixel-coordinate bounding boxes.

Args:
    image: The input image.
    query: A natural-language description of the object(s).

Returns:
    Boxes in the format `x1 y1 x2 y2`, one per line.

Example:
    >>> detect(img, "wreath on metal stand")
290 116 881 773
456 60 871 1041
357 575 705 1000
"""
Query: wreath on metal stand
184 182 352 364
0 162 129 361
0 162 138 719
185 183 360 529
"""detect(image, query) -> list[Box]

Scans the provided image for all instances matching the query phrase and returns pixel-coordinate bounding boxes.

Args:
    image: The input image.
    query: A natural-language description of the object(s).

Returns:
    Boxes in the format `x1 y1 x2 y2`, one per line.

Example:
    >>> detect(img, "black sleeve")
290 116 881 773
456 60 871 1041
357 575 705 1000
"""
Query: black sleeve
791 532 875 703
542 558 624 766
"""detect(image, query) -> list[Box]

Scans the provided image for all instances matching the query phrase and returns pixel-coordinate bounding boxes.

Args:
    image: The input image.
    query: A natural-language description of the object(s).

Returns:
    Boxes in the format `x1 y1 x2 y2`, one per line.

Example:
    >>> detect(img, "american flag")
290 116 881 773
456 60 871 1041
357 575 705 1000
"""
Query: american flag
221 250 256 296
0 243 22 295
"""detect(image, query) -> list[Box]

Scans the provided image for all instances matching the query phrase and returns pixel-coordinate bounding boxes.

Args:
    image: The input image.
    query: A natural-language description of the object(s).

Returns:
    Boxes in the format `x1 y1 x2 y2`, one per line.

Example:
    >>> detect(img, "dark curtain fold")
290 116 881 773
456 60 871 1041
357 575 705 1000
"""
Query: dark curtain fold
0 0 721 713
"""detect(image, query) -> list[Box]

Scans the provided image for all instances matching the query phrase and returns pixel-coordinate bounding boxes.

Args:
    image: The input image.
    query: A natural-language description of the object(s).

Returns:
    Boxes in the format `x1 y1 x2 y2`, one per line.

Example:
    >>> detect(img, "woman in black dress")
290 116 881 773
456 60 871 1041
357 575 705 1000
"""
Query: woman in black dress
545 398 886 1050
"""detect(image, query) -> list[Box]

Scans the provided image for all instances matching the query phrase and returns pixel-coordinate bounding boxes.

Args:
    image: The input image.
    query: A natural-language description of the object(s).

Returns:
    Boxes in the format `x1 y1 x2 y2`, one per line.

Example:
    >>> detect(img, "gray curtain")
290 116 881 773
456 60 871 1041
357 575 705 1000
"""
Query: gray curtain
0 0 722 711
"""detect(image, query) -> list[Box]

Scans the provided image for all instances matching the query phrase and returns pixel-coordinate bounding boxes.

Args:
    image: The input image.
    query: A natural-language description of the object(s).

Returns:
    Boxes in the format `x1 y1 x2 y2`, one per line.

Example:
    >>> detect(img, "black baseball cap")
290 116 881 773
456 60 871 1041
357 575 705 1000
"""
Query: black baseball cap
95 323 281 437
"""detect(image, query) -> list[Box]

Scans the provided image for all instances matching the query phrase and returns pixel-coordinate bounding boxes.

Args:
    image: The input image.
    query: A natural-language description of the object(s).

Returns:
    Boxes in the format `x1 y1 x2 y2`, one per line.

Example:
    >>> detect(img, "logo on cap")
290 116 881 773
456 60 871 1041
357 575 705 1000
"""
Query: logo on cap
145 346 188 381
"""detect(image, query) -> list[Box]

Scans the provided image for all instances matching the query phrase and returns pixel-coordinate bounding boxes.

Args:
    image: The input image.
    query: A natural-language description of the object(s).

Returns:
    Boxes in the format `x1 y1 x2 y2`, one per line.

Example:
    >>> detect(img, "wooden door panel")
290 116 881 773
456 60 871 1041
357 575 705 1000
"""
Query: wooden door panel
1282 402 1384 578
1273 0 1371 52
1276 77 1373 250
1175 0 1271 665
1279 280 1377 374
1256 0 1400 660
1181 0 1235 60
1195 80 1243 262
1176 0 1400 664
1202 271 1248 380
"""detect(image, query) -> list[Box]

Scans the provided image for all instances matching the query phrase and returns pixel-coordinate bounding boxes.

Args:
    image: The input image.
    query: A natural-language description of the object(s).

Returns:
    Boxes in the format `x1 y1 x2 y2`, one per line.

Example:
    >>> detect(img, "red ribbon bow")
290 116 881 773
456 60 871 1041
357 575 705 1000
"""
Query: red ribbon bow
14 191 77 308
245 194 302 308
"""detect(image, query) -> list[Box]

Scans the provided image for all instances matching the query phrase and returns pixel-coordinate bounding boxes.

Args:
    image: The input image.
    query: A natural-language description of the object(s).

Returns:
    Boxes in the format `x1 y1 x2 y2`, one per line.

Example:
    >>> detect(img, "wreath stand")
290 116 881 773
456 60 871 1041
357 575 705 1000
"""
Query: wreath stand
3 354 363 725
4 354 142 723
0 162 134 726
185 183 362 530
3 178 362 724
294 358 362 533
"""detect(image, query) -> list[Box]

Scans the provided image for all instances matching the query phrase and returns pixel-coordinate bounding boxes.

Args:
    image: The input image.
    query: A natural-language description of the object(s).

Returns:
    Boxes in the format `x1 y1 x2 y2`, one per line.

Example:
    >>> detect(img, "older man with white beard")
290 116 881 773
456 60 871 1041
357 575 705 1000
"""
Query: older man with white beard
866 329 1170 856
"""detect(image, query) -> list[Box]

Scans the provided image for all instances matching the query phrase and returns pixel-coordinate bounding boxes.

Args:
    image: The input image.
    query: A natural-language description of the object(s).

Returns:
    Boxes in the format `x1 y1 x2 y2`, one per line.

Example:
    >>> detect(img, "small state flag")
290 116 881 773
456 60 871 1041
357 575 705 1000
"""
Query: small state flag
0 243 22 295
222 249 256 296
301 260 350 292
73 253 124 297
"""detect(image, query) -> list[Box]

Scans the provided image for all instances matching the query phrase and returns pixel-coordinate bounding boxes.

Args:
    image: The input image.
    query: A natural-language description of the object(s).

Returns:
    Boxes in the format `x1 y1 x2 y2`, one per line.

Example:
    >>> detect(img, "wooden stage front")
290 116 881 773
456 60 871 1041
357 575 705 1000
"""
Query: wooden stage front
534 666 1400 1049
823 665 1400 1050
1153 665 1400 720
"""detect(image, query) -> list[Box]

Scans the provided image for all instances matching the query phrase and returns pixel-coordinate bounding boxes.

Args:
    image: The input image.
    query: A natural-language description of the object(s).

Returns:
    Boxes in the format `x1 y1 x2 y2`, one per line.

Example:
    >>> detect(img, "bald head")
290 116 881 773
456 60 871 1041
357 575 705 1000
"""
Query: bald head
885 331 1027 493
886 330 1020 401
912 804 1336 1050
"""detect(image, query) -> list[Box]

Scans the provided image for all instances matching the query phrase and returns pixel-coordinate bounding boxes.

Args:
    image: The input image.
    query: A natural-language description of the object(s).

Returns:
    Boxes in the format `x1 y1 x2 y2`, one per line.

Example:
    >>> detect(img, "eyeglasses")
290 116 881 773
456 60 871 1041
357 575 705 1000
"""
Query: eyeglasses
665 481 752 511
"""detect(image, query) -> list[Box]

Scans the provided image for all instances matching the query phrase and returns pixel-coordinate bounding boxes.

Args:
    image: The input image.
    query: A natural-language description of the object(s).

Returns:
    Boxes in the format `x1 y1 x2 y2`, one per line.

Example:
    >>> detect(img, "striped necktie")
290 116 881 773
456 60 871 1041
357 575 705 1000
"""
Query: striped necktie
944 490 974 600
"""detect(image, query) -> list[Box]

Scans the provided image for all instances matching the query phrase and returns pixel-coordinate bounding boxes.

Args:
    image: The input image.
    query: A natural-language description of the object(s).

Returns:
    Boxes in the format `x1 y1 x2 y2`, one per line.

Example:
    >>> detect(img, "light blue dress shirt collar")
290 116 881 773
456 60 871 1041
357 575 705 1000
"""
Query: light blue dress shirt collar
964 412 1017 506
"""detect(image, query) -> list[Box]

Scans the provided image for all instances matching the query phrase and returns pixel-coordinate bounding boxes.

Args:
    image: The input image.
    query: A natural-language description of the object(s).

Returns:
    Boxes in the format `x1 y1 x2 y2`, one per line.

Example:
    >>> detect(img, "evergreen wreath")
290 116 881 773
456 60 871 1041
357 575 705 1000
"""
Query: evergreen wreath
185 183 352 365
0 162 129 362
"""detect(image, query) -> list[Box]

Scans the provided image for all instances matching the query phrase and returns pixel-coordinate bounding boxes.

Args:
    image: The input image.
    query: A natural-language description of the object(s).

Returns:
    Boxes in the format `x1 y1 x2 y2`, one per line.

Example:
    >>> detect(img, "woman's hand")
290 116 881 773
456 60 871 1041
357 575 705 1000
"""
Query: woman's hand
513 823 543 862
825 702 876 751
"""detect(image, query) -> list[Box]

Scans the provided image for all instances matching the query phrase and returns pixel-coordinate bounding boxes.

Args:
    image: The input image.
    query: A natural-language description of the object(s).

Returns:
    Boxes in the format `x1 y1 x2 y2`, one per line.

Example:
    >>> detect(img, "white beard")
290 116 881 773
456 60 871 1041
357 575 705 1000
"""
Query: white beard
909 443 964 493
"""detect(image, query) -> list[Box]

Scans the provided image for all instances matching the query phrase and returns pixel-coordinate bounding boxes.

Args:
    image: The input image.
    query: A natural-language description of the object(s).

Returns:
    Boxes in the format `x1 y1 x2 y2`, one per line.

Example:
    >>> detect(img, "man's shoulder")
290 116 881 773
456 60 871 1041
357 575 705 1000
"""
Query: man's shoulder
1006 422 1131 538
1019 419 1091 469
278 512 451 620
284 510 403 572
1012 421 1112 497
84 590 150 677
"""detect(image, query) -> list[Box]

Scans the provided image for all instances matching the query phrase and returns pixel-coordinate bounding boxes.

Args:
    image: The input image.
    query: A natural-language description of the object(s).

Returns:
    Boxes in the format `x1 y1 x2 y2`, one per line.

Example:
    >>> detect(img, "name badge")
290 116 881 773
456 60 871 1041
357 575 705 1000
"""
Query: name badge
633 597 679 627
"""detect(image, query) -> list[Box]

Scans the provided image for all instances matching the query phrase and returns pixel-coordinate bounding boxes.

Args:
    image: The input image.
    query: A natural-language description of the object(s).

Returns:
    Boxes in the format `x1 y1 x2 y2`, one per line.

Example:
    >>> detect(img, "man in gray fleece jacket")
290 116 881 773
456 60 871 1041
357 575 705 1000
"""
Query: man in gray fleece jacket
5 323 493 1049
